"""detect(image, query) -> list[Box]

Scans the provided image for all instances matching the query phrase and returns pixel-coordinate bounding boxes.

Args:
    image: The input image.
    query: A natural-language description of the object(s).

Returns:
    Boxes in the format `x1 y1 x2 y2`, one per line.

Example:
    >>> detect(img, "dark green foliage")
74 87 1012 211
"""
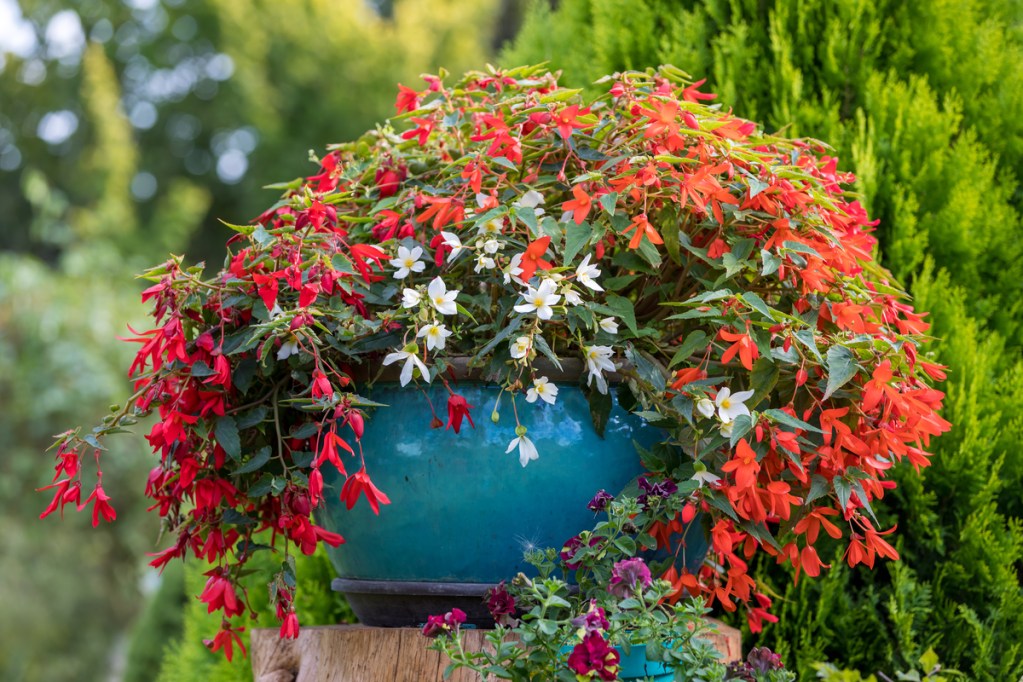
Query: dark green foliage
509 1 1023 678
123 562 187 682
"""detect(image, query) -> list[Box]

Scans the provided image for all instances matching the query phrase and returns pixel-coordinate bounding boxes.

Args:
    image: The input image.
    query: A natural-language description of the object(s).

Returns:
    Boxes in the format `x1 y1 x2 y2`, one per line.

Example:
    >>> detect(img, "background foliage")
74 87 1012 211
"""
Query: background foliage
3 0 1020 679
508 0 1023 679
0 0 517 679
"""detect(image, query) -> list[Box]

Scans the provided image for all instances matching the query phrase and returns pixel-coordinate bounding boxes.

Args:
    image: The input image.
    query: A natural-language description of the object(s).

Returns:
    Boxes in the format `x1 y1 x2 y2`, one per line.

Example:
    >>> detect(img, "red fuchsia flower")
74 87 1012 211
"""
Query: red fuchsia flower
84 483 116 527
446 394 475 434
587 489 615 512
567 631 620 681
608 557 653 600
340 465 391 515
375 165 406 198
484 582 517 627
204 622 246 662
421 608 467 638
280 610 300 639
200 569 245 618
311 370 332 400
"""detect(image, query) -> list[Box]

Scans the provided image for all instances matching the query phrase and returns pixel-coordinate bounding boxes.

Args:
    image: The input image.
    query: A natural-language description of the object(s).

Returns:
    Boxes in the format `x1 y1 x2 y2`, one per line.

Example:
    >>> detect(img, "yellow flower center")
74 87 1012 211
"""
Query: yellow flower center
720 398 732 409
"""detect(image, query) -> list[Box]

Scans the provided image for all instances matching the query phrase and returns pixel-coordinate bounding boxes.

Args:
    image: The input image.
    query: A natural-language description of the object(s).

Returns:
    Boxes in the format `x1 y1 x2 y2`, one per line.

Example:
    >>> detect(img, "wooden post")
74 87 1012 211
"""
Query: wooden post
251 621 741 681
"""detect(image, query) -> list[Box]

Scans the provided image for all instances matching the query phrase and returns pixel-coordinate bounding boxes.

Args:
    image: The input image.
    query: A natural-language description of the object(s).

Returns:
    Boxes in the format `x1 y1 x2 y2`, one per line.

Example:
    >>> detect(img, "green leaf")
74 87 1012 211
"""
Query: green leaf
247 474 274 497
762 408 823 433
516 206 538 233
824 346 859 399
667 330 709 368
605 293 638 335
625 345 666 393
563 221 592 265
748 358 780 409
833 477 852 511
233 446 272 475
783 240 821 258
290 422 319 439
236 406 269 430
233 358 259 394
474 315 524 359
190 360 217 378
215 416 241 460
531 335 563 371
760 249 782 276
490 156 518 172
703 490 740 521
794 329 823 362
805 475 831 504
671 395 694 426
613 536 637 555
252 225 274 248
728 414 754 447
599 191 618 216
742 292 775 320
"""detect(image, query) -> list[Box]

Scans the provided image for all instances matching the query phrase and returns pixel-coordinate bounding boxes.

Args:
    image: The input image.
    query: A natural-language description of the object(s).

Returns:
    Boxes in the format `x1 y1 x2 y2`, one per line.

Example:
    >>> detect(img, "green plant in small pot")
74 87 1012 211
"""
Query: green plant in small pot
424 489 794 681
42 64 950 655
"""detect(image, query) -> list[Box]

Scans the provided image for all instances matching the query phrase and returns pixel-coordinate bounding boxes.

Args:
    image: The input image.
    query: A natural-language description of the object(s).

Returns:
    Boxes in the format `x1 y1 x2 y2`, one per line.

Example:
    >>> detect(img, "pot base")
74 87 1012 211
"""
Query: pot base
332 578 496 628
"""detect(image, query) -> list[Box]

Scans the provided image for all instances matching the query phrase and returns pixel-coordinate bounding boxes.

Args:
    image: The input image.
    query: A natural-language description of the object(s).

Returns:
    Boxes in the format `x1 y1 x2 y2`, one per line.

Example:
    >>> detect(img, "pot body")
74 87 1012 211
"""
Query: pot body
315 380 706 625
616 643 673 680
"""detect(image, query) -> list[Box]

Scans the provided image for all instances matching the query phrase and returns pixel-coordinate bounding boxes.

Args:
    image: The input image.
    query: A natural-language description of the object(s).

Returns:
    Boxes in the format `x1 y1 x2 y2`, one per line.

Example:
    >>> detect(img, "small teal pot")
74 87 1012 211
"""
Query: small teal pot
562 642 673 681
314 361 706 626
616 644 673 681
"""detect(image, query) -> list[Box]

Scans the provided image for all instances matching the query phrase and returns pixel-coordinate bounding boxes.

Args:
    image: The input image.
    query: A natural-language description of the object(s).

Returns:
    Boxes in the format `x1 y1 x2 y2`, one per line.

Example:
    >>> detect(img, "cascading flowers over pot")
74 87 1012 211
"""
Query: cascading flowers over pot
42 63 950 657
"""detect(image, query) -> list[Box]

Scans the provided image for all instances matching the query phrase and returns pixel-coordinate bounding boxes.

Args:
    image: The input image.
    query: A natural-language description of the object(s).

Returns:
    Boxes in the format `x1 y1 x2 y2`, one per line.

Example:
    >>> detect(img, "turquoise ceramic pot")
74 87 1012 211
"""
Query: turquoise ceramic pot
318 381 655 583
616 644 673 681
315 377 668 625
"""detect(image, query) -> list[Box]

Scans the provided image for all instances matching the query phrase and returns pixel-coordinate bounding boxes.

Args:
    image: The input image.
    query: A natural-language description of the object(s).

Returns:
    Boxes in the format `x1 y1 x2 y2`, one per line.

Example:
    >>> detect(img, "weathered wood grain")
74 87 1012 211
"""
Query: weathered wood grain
251 620 741 681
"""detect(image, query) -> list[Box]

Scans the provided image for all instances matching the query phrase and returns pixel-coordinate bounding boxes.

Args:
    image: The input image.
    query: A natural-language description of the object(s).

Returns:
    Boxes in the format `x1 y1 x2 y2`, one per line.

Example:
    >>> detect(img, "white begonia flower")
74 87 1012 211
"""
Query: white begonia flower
474 254 496 273
575 253 604 292
478 218 503 236
401 288 422 309
719 421 734 438
715 387 755 423
440 231 464 263
482 239 500 254
277 335 300 360
416 323 452 351
562 286 583 306
692 468 722 486
599 317 619 335
514 279 561 320
427 277 459 316
526 376 559 405
510 336 531 360
506 434 539 467
382 349 431 387
584 345 615 395
389 245 425 279
514 190 546 216
696 398 716 419
503 252 525 286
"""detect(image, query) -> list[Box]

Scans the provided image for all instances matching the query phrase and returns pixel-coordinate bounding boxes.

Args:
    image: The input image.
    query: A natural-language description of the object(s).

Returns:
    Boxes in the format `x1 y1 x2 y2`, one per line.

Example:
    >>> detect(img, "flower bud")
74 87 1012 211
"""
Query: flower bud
491 411 500 424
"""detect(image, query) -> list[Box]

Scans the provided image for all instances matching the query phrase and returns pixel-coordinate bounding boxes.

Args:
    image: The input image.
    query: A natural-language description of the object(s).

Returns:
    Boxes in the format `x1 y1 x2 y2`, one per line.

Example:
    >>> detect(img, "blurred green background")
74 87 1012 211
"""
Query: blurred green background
2 0 1021 680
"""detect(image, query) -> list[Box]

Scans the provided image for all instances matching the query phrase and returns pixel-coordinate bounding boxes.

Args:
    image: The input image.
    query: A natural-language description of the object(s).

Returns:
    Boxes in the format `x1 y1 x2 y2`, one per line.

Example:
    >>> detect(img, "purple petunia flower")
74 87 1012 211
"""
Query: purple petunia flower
608 557 653 599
